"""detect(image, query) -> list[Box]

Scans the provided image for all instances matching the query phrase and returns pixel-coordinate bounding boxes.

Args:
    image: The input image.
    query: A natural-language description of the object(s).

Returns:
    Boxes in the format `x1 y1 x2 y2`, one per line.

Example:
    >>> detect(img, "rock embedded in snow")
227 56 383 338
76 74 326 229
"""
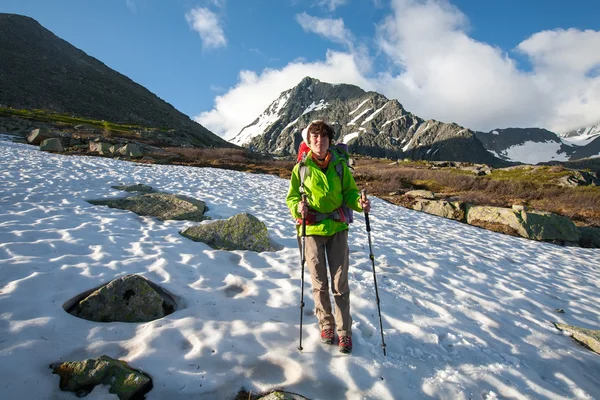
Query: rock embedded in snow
39 137 64 152
88 192 208 221
180 212 272 252
50 355 153 399
554 323 600 356
67 274 176 323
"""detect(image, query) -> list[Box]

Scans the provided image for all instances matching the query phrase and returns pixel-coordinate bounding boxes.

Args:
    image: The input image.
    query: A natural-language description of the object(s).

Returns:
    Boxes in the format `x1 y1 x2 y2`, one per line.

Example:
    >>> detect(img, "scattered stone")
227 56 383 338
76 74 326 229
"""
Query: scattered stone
89 141 114 155
404 190 436 199
117 143 143 158
411 199 466 221
50 355 152 399
67 274 176 323
88 192 207 221
27 128 56 145
554 323 600 356
466 205 580 244
40 137 63 152
181 213 272 252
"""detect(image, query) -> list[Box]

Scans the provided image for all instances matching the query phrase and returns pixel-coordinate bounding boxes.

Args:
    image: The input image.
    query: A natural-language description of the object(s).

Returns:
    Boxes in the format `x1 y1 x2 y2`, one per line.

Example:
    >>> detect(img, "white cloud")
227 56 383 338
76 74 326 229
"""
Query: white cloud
517 28 600 133
315 0 348 12
296 12 353 47
195 51 371 139
185 7 227 50
197 0 600 139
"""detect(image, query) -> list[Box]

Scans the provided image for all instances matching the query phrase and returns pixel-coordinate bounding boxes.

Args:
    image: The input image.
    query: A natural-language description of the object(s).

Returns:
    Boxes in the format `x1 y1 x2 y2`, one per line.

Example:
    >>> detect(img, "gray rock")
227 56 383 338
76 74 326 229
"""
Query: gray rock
404 190 436 199
554 323 600 356
50 355 152 399
40 137 63 152
466 205 580 243
27 128 57 144
89 141 114 155
578 226 600 248
556 170 599 187
411 199 465 221
181 213 272 252
117 143 143 158
88 192 207 221
71 274 174 323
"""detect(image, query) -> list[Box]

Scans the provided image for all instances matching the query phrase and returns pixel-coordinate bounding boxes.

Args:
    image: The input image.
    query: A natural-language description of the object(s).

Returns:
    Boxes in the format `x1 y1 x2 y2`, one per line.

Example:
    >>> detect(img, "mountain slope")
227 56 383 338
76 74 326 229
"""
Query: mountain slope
233 77 507 166
0 13 231 147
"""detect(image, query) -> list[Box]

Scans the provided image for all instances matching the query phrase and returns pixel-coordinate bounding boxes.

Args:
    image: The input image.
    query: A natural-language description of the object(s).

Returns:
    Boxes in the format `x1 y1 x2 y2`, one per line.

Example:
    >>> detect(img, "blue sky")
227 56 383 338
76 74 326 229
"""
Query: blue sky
2 0 600 138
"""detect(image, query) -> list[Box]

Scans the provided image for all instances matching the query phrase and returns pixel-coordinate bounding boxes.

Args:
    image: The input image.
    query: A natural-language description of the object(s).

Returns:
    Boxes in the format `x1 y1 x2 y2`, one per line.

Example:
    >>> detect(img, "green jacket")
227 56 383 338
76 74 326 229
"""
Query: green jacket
286 150 363 236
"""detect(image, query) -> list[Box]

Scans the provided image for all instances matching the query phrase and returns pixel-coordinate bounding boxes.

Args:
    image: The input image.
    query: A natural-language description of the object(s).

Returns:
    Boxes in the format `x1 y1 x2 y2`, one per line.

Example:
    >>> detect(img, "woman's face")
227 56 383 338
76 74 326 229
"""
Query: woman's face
309 132 329 159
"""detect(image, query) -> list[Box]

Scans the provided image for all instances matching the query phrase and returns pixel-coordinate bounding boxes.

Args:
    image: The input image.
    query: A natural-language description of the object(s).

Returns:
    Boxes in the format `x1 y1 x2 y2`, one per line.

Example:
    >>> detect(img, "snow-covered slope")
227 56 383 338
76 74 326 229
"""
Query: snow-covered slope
2 135 600 399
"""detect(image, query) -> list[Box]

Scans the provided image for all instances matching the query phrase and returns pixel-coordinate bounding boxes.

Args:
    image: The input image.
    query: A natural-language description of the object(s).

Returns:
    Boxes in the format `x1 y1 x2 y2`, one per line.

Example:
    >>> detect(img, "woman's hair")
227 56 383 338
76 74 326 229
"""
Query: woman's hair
306 120 334 144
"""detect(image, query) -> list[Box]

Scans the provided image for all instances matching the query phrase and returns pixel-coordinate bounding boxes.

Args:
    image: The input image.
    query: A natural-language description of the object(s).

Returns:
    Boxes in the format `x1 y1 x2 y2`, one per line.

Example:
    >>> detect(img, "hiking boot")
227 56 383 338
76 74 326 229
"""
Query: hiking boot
320 329 335 345
338 335 352 354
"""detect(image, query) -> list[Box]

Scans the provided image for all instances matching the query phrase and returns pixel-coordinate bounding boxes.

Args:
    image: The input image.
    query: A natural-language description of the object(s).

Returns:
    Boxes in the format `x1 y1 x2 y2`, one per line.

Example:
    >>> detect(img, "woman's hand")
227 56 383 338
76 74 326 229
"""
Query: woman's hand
297 200 308 218
359 198 371 213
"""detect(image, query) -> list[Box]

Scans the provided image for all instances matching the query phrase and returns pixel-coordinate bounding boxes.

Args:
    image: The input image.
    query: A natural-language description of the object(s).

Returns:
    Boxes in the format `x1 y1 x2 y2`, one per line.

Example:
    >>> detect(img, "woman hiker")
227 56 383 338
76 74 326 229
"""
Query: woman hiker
286 120 370 354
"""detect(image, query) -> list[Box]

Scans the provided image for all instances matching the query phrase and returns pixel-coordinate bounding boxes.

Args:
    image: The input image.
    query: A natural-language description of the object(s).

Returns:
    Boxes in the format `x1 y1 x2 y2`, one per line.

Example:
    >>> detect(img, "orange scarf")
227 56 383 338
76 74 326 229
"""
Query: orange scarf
312 151 331 169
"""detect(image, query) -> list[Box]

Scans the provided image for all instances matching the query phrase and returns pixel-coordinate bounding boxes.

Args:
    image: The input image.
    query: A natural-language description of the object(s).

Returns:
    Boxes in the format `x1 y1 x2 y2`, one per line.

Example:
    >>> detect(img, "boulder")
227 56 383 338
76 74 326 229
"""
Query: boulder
556 171 599 187
69 274 175 323
181 213 272 252
578 226 600 248
88 192 207 221
27 128 56 145
117 143 143 158
40 137 64 152
89 141 114 155
554 323 600 356
411 199 466 221
404 190 436 199
50 355 152 399
466 205 580 243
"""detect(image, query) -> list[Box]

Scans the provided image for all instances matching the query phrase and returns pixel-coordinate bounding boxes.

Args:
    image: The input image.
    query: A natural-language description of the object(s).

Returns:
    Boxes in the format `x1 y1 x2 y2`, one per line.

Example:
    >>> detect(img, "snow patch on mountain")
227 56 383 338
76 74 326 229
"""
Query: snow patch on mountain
343 132 360 143
349 99 370 115
348 107 373 125
561 123 600 146
362 102 389 125
493 141 569 164
231 93 291 145
382 116 406 127
302 100 329 115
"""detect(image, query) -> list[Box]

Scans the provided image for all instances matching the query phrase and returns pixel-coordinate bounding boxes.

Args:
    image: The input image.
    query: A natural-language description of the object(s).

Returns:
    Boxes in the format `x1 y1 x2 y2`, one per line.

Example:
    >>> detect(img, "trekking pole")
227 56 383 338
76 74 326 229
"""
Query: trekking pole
361 189 387 356
298 194 307 351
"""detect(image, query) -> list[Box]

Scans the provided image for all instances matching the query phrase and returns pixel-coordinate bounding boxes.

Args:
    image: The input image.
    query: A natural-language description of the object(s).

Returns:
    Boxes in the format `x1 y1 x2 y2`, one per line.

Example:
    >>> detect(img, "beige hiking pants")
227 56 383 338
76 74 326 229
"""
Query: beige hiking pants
298 229 352 337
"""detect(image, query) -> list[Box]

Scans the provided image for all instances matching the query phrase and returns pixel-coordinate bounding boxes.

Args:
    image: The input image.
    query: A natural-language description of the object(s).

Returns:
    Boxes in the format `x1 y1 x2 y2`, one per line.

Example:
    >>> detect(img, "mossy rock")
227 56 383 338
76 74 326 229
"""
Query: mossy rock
50 355 152 400
88 192 207 221
180 213 272 252
70 274 175 323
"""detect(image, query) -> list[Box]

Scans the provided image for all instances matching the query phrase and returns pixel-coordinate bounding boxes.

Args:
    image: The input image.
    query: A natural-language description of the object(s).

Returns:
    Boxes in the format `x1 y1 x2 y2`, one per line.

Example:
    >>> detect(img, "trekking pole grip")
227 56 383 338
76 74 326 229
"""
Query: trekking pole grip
360 189 371 232
301 194 307 237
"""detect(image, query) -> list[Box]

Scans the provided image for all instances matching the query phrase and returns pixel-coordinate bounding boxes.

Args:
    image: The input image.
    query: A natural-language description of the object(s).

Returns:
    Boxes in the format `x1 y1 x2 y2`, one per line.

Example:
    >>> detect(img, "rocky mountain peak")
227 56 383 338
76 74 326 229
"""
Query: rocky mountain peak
234 77 506 166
